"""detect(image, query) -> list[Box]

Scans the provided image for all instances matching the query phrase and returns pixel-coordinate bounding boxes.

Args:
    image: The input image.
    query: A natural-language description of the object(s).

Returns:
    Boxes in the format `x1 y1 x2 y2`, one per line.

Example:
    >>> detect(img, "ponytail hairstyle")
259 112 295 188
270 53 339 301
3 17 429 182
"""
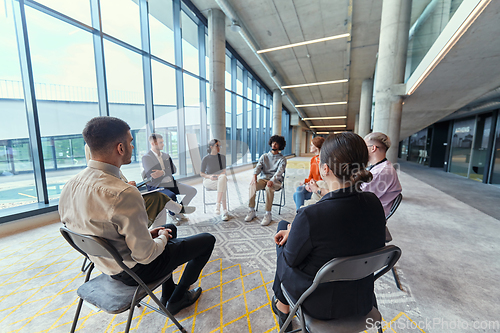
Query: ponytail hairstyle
207 139 220 154
319 132 372 191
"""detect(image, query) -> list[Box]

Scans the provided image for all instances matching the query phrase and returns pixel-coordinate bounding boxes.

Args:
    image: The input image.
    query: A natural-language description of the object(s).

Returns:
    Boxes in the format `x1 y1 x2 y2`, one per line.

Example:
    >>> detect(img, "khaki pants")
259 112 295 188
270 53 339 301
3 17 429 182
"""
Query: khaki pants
203 174 227 194
143 192 171 227
249 179 282 212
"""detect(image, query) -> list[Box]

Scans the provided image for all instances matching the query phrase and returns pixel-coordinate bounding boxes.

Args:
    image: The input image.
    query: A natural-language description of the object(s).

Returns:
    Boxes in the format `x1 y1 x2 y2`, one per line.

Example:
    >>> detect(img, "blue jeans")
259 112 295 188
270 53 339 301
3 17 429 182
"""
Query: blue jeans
293 185 313 211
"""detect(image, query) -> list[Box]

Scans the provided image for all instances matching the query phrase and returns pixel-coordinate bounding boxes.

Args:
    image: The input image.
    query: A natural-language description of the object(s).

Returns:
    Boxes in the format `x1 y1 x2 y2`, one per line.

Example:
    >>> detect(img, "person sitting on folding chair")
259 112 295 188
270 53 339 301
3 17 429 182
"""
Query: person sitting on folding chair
142 133 198 222
245 135 287 226
59 116 216 315
85 144 194 227
271 132 386 332
200 139 229 221
362 132 402 216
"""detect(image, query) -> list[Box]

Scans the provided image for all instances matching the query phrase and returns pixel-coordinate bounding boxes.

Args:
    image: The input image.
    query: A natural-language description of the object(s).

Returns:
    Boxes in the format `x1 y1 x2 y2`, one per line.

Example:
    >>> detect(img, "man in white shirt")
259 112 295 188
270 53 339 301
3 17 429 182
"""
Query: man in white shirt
142 134 197 220
59 116 215 315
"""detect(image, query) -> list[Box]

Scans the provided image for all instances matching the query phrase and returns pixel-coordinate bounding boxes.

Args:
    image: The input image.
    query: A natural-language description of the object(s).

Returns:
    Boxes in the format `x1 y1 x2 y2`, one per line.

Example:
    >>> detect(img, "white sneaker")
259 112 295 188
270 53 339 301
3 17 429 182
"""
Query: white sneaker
244 209 256 222
215 206 221 215
261 212 272 226
221 211 229 221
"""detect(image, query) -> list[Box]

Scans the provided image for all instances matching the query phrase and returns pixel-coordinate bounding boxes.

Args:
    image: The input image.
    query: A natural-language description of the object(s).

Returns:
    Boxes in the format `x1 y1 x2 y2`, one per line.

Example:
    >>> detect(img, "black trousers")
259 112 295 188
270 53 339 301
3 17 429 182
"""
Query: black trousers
272 220 291 305
112 224 215 301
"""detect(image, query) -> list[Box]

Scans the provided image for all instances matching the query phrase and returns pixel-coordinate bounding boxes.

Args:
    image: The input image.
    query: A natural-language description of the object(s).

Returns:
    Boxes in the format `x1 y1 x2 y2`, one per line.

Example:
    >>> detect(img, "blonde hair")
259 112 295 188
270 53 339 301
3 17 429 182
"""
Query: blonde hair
364 132 391 151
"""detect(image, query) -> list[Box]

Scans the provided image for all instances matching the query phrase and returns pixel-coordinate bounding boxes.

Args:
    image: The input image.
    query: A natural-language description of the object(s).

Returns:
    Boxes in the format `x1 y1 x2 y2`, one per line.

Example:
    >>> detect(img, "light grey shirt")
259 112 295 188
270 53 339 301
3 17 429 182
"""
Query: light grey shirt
59 160 168 276
254 151 287 184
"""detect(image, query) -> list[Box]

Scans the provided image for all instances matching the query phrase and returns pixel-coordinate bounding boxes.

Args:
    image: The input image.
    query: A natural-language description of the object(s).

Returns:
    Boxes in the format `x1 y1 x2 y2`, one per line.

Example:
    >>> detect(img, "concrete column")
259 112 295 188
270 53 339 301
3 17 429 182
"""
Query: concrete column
354 114 359 135
208 9 226 143
358 78 373 138
272 90 282 135
373 0 411 163
294 126 302 157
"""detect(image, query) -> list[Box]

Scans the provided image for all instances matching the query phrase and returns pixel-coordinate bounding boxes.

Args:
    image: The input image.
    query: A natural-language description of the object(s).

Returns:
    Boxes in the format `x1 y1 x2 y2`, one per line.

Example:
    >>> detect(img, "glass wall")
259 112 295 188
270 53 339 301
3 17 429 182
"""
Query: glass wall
490 115 500 184
449 117 476 178
0 0 288 220
406 0 465 80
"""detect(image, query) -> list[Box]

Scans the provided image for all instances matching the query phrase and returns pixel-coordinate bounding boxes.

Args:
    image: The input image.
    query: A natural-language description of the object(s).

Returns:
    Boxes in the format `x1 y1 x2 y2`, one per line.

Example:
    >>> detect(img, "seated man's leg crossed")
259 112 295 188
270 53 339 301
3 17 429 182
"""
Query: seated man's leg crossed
59 117 214 316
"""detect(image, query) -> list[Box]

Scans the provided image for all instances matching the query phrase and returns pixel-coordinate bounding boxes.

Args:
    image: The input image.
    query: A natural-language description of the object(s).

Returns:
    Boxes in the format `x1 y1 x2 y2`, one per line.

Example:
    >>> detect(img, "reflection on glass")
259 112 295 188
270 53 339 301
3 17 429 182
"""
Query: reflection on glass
100 0 141 49
225 54 231 91
408 128 428 163
24 7 99 202
0 0 36 210
104 39 146 181
469 114 492 182
449 117 475 178
184 74 201 175
152 59 177 168
225 91 232 164
181 11 199 75
490 116 500 184
149 0 175 64
406 0 465 80
236 66 243 95
35 0 91 25
236 96 243 164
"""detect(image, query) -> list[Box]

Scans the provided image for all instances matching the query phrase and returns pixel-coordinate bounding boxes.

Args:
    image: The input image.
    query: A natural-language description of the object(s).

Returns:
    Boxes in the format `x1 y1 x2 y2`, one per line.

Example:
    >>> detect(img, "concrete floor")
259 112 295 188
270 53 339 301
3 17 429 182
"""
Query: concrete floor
0 157 499 332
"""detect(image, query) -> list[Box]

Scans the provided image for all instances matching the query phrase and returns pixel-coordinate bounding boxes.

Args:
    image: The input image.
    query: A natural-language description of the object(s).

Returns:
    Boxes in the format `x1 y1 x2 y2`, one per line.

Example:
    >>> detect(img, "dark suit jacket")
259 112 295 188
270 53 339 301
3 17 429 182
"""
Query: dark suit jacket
142 150 177 188
277 186 386 320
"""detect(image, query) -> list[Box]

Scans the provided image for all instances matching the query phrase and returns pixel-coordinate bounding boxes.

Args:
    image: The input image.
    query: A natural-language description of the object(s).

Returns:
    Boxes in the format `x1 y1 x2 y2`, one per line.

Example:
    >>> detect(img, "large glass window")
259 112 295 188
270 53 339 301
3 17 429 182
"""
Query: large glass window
449 117 476 178
25 6 99 202
149 0 175 64
469 114 492 182
225 54 231 91
184 74 201 175
35 0 91 25
0 0 35 211
151 59 177 166
236 96 244 164
100 0 141 49
181 11 199 75
225 91 232 164
406 0 466 80
490 115 500 184
104 40 146 181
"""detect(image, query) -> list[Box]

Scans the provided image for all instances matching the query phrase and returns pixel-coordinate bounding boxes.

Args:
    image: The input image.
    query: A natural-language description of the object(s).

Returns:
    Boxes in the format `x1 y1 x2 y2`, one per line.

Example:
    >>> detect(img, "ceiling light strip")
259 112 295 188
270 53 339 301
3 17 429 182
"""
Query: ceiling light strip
302 116 347 120
257 33 350 54
407 0 491 95
282 79 348 89
310 125 347 128
296 101 347 108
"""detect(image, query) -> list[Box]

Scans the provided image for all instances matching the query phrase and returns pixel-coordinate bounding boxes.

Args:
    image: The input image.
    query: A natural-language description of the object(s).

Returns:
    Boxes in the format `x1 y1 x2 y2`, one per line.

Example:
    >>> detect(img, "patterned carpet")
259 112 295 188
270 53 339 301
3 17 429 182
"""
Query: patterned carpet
0 162 427 333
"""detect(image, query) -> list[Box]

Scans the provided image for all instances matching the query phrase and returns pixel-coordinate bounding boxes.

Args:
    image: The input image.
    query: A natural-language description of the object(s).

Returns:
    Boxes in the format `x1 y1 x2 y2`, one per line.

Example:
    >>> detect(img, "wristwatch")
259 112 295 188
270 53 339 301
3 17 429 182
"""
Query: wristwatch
316 189 322 196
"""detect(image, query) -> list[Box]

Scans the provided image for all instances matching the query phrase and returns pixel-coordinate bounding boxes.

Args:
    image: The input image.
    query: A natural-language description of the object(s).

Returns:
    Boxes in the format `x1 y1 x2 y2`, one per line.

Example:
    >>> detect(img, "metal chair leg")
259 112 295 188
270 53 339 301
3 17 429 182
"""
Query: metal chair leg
70 298 84 333
392 266 403 291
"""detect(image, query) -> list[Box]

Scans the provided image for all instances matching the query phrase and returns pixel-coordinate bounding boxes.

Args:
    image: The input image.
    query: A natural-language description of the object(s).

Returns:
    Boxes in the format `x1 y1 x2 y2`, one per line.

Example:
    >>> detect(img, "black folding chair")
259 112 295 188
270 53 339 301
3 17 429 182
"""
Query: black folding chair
279 245 402 333
256 173 286 214
385 193 403 290
60 227 186 333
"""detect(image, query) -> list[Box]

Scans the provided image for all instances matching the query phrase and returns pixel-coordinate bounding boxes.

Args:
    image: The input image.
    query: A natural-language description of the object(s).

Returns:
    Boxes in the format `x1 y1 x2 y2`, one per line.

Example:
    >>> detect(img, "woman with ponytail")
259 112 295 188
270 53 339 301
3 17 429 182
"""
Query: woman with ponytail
200 139 229 220
270 132 386 331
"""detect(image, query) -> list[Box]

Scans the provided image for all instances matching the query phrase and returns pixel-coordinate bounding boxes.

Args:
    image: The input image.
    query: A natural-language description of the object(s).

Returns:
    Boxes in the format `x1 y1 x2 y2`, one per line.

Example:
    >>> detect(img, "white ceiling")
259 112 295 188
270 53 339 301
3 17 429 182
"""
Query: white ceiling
189 0 500 138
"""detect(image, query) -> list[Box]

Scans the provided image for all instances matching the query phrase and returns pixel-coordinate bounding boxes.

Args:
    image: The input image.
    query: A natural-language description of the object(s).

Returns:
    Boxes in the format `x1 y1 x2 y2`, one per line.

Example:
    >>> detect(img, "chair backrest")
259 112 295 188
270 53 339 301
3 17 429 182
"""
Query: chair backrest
60 226 129 273
313 245 401 285
385 193 403 220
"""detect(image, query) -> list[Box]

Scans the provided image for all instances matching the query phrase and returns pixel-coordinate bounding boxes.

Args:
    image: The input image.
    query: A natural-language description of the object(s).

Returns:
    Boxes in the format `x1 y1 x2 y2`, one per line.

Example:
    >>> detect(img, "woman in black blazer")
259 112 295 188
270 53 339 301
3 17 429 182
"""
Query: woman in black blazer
272 132 386 332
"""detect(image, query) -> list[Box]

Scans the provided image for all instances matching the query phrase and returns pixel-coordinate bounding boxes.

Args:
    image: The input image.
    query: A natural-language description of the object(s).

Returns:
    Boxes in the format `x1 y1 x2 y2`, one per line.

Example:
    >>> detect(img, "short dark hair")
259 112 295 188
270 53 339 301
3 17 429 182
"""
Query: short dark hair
268 135 286 150
149 133 163 142
320 132 372 190
82 116 130 156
